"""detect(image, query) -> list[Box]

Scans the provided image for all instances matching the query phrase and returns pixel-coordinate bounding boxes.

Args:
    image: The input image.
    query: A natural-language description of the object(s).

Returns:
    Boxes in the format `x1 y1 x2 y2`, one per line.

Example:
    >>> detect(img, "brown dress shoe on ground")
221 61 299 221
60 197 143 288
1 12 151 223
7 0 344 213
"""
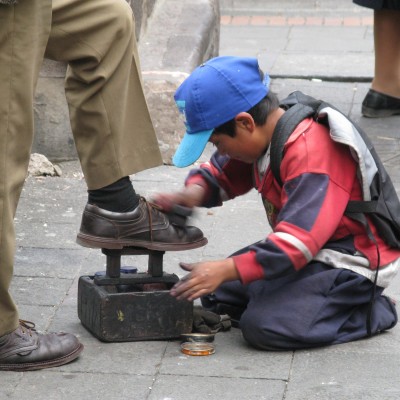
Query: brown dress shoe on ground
76 197 208 251
0 320 83 371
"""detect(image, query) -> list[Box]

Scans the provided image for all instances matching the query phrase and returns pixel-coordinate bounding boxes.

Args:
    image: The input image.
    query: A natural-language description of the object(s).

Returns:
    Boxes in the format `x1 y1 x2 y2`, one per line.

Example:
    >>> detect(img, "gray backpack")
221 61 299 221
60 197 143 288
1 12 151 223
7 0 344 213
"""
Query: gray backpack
271 91 400 249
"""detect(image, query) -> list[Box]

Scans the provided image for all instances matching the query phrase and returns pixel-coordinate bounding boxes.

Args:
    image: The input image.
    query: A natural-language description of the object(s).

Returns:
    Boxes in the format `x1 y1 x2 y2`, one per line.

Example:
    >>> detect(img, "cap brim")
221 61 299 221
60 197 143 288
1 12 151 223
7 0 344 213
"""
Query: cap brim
172 129 213 168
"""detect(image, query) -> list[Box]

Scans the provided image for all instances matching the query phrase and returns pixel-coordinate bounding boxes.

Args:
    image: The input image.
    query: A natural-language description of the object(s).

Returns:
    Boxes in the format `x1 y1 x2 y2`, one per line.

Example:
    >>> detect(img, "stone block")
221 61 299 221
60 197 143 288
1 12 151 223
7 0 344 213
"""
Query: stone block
127 0 157 39
139 0 220 164
34 62 76 161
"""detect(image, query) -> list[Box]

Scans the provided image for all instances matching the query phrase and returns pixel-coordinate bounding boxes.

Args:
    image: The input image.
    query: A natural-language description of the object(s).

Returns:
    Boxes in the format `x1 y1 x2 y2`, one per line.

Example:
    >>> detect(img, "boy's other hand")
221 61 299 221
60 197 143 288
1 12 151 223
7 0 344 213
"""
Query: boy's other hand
170 259 239 301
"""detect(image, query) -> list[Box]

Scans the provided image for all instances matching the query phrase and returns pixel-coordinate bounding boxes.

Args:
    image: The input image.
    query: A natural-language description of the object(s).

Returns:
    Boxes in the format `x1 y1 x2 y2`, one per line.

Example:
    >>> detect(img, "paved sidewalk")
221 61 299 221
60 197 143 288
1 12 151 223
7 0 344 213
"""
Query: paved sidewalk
3 1 400 399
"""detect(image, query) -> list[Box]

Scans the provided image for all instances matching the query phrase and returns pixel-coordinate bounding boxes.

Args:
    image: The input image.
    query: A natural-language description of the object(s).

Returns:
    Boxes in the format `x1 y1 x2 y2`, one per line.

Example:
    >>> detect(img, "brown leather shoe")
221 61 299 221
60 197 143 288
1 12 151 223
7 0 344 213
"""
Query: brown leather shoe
76 197 208 251
0 320 83 371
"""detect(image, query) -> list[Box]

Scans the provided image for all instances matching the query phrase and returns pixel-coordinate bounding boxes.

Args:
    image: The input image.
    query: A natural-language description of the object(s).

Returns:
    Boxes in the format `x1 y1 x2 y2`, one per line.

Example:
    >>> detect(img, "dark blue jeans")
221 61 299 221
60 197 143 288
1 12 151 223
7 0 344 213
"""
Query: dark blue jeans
202 248 397 350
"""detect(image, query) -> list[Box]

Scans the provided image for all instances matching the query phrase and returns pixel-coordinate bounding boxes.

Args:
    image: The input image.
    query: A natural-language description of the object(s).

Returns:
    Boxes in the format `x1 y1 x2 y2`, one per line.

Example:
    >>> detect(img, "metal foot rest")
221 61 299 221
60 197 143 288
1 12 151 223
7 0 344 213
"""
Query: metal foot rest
78 247 193 342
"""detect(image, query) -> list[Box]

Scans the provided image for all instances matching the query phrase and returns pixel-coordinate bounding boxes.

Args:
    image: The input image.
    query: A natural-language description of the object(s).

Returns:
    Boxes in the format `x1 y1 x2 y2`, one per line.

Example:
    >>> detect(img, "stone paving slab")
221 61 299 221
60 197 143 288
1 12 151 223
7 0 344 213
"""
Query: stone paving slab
149 375 287 400
218 0 376 82
287 346 400 400
219 0 373 16
9 372 155 400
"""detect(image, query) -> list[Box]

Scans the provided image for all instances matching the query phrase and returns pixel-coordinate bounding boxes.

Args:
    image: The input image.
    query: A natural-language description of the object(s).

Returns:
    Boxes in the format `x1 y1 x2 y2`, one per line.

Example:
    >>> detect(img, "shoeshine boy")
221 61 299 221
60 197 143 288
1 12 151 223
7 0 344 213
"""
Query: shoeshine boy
154 56 400 350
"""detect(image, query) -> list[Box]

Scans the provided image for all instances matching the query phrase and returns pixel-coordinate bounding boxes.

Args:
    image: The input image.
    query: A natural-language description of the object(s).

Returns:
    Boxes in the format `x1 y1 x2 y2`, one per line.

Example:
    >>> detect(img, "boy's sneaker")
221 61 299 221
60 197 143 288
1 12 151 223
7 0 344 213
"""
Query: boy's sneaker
76 197 207 251
0 320 83 371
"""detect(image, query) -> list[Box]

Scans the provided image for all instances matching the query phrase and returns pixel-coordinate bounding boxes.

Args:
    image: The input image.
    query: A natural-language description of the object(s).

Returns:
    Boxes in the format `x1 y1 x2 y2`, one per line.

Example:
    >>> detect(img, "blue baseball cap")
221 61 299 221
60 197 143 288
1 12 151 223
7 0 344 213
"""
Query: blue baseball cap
172 56 270 168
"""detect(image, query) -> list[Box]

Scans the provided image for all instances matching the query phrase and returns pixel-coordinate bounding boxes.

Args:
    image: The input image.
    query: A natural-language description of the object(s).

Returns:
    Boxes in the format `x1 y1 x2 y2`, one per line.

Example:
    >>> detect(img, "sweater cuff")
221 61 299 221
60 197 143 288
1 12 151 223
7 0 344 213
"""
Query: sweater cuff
232 251 265 284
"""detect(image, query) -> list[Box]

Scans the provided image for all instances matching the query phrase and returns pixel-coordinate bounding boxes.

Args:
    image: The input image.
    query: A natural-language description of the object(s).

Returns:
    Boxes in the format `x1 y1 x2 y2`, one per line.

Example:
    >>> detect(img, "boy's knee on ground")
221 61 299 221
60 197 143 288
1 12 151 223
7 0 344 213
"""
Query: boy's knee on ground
240 311 296 350
240 312 334 350
240 319 292 350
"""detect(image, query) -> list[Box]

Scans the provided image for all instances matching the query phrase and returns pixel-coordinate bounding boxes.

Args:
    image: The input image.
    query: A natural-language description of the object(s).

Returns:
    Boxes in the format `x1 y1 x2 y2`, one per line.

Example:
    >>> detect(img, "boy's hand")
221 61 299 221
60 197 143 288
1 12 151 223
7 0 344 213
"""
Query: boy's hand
170 258 239 301
152 184 205 212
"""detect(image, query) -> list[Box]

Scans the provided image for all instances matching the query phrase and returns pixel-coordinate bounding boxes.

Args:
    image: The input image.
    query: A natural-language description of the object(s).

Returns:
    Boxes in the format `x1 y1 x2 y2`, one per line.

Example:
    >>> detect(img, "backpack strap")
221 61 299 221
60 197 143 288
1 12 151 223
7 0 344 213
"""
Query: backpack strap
345 200 377 214
344 208 380 337
270 102 316 187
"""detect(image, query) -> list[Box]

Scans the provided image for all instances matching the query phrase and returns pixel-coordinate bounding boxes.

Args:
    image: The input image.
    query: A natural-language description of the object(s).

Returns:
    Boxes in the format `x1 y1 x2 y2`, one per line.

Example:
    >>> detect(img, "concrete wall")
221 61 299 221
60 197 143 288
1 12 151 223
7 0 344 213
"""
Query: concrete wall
32 0 220 164
127 0 157 39
138 0 220 164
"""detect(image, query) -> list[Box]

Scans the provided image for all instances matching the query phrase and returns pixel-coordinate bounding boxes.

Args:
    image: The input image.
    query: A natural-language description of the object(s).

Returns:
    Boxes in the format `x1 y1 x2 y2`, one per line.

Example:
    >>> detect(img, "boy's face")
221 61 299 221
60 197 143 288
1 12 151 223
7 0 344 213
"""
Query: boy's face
209 118 266 164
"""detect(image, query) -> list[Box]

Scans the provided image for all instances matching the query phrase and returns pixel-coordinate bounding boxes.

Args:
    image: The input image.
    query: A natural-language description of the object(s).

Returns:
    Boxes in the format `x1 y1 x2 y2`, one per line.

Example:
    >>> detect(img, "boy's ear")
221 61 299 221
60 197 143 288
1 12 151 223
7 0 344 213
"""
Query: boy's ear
234 112 255 132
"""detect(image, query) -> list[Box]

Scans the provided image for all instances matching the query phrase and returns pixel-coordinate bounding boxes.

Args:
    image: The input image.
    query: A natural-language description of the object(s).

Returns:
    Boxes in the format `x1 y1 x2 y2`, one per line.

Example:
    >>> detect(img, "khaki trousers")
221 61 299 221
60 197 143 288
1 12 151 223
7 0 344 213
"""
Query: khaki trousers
0 0 162 335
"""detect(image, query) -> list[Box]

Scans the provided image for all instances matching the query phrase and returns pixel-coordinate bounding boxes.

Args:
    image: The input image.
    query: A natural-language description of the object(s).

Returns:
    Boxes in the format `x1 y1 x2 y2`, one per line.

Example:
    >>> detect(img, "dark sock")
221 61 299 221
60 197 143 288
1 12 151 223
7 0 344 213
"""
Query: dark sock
88 177 139 212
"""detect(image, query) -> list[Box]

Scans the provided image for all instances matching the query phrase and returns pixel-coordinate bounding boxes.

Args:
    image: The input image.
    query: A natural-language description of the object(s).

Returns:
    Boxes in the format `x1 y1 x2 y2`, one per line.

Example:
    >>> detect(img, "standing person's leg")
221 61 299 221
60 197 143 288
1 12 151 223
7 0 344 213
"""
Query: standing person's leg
48 0 162 188
45 0 206 251
371 9 400 98
0 0 83 371
0 0 50 339
354 1 400 117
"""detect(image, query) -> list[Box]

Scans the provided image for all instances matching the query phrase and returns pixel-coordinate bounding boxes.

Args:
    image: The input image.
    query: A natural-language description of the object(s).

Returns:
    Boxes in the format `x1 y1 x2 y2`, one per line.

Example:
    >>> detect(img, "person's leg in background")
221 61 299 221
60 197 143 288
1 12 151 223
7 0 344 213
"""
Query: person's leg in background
371 8 400 99
0 0 83 371
46 0 206 252
354 1 400 117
